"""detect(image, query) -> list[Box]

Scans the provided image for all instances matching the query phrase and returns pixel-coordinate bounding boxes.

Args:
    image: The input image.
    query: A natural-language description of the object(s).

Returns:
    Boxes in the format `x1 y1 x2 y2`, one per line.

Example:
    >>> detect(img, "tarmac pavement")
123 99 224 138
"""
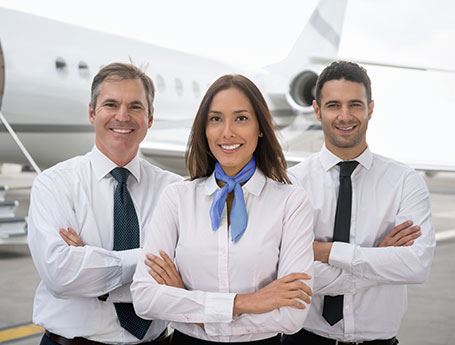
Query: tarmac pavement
0 170 454 345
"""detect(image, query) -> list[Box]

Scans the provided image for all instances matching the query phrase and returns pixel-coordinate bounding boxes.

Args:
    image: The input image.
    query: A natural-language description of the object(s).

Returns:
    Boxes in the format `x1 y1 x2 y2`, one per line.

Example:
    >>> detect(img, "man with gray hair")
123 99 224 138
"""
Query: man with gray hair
28 62 181 344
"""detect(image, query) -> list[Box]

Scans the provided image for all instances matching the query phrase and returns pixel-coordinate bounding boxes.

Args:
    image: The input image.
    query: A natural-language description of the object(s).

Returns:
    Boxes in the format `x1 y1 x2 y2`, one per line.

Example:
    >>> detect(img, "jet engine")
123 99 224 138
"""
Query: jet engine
286 70 319 113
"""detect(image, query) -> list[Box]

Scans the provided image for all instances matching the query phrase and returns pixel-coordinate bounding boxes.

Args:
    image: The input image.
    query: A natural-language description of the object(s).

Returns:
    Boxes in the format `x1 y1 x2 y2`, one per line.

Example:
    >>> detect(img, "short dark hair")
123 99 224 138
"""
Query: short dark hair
185 74 290 183
315 61 372 106
91 62 155 118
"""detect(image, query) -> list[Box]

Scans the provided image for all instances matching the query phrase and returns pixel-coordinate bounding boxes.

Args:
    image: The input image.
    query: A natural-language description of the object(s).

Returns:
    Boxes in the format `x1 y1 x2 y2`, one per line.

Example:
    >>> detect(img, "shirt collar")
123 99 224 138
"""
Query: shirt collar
88 146 141 182
203 167 266 196
319 144 373 172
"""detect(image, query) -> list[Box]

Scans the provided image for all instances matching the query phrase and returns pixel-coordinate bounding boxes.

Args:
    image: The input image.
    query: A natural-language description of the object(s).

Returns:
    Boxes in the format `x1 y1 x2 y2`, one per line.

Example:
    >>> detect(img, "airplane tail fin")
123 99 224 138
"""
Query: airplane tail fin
266 0 348 76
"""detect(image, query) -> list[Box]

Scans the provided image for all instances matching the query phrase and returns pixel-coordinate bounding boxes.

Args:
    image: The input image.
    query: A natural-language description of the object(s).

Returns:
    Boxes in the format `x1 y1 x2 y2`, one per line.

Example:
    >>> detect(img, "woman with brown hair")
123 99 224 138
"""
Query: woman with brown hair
132 74 314 344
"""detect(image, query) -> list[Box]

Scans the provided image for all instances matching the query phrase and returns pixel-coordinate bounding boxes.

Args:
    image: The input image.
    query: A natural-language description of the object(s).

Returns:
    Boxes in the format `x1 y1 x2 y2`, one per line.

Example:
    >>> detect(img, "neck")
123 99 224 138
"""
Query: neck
96 144 136 167
326 143 367 161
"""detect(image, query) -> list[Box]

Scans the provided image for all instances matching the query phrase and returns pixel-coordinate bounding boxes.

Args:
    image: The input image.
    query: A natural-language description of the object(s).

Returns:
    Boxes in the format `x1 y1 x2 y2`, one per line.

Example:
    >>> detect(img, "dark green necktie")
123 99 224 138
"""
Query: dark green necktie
323 161 359 326
111 167 152 340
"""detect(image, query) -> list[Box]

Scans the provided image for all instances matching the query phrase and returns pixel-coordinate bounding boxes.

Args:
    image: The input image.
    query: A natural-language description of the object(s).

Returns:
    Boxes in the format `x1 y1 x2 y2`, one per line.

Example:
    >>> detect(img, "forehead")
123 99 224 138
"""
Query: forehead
98 77 147 102
320 79 368 103
209 87 254 111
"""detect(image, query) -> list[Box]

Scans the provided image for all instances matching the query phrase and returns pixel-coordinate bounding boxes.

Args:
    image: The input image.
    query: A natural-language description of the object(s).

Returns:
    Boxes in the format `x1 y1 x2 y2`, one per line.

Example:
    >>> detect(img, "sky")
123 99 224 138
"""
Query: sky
1 0 454 70
1 0 454 167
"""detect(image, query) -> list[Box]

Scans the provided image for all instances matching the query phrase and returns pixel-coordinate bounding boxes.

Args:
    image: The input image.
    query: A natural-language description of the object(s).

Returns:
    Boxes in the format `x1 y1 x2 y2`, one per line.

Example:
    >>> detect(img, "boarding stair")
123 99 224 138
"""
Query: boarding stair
0 185 28 244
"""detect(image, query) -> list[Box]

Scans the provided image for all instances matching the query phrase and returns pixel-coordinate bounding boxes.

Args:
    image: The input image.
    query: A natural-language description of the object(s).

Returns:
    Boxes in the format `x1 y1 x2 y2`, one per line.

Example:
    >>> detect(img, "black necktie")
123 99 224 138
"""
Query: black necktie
111 167 152 340
322 161 359 326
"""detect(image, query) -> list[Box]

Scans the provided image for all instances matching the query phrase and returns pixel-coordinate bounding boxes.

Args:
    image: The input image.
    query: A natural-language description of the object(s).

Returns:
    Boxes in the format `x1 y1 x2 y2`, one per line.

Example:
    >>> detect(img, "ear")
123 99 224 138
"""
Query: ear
148 115 153 129
367 100 374 120
88 103 96 124
312 99 321 121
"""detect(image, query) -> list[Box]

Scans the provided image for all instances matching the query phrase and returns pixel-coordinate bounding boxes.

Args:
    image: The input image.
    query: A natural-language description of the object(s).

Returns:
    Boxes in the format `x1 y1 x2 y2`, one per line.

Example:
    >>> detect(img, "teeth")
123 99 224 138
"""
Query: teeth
337 126 354 131
112 129 133 134
221 144 241 150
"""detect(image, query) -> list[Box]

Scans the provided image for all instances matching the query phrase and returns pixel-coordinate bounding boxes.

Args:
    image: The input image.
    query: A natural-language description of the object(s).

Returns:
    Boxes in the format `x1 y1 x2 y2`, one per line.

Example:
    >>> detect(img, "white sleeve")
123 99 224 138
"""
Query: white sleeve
312 261 379 296
329 172 435 284
107 284 133 303
27 172 139 299
131 185 236 323
205 189 315 336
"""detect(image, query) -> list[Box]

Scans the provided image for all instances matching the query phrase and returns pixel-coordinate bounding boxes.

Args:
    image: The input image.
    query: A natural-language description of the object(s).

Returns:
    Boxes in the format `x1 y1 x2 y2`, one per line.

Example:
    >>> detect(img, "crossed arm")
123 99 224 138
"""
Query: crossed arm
313 220 421 264
312 173 435 296
145 251 312 316
61 233 313 321
28 173 138 300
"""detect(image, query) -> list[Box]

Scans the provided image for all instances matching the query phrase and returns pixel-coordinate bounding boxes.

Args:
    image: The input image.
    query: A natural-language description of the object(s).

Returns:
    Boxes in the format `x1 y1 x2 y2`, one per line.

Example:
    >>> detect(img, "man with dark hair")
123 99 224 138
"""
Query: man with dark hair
28 62 181 344
284 61 435 344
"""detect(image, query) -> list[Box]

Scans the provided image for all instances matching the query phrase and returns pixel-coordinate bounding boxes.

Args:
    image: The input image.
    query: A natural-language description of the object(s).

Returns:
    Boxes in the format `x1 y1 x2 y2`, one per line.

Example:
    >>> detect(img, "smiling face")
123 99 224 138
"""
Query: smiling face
205 87 260 176
89 78 152 166
313 78 374 160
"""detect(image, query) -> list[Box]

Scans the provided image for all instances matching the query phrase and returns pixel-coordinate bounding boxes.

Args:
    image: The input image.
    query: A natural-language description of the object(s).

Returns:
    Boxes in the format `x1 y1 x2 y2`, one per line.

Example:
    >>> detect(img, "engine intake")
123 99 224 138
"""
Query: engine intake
287 70 318 112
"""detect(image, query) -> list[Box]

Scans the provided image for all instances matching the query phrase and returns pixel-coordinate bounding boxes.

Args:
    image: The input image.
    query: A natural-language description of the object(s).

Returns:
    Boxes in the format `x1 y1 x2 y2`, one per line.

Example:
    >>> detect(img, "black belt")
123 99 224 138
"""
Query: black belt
45 329 168 345
171 329 281 345
282 329 397 345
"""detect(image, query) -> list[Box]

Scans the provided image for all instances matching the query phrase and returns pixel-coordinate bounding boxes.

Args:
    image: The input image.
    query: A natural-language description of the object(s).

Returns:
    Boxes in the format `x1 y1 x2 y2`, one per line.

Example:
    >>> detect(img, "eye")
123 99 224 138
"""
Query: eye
326 103 339 109
104 102 117 108
130 104 145 111
236 114 249 122
208 114 221 122
351 102 363 108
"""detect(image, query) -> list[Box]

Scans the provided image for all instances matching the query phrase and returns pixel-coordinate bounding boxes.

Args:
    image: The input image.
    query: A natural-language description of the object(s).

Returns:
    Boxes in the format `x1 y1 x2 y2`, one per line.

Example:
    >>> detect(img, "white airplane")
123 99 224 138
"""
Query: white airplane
0 0 347 176
0 0 454 177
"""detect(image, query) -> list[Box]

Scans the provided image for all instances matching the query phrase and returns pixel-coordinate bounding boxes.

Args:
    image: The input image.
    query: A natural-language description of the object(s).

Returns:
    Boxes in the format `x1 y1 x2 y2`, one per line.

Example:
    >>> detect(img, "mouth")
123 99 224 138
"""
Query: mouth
334 124 357 133
110 128 134 134
219 144 242 152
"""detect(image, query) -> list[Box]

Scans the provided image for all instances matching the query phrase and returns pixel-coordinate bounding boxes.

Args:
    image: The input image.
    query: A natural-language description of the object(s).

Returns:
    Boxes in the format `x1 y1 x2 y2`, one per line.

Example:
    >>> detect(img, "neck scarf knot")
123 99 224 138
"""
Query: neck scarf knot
209 157 256 242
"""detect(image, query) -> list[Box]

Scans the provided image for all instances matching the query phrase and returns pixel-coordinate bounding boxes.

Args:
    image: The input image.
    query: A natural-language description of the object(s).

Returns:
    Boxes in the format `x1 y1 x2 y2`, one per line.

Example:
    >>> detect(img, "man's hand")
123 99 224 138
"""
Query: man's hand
233 272 312 316
59 227 85 247
145 250 185 289
313 241 333 263
378 220 421 247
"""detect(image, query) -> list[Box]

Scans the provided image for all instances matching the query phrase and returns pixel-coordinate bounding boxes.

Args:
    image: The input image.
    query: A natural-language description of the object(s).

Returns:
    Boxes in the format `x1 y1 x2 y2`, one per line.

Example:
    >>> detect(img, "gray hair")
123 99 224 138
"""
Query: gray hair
91 62 155 117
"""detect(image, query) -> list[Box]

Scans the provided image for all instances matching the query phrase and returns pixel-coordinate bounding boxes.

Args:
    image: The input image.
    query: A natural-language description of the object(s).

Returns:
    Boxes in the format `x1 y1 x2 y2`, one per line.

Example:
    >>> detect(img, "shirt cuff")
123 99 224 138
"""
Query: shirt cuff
329 242 355 273
204 292 236 323
117 248 141 284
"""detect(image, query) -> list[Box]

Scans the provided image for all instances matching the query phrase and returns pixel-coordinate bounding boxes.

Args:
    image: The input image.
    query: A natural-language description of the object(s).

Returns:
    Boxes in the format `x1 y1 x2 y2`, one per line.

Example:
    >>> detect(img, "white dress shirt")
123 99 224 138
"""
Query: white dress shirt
28 146 181 344
288 146 435 342
131 169 314 342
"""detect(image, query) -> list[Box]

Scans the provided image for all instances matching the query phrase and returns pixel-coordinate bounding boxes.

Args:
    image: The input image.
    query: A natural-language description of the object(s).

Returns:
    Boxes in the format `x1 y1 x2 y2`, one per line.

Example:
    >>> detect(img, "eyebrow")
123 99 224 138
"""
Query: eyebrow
129 100 146 106
324 100 340 106
323 99 365 105
100 98 145 106
100 98 118 104
208 109 251 114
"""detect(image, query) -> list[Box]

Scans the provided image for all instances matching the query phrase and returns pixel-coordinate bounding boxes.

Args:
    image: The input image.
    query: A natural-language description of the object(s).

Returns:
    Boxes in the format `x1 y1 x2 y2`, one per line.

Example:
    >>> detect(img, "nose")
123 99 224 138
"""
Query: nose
338 104 351 121
115 104 129 121
222 119 235 138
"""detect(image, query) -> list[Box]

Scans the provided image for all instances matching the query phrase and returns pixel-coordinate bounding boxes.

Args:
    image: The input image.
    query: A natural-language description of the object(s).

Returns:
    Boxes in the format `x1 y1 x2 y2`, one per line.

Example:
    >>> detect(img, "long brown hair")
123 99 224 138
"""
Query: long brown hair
185 74 290 183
